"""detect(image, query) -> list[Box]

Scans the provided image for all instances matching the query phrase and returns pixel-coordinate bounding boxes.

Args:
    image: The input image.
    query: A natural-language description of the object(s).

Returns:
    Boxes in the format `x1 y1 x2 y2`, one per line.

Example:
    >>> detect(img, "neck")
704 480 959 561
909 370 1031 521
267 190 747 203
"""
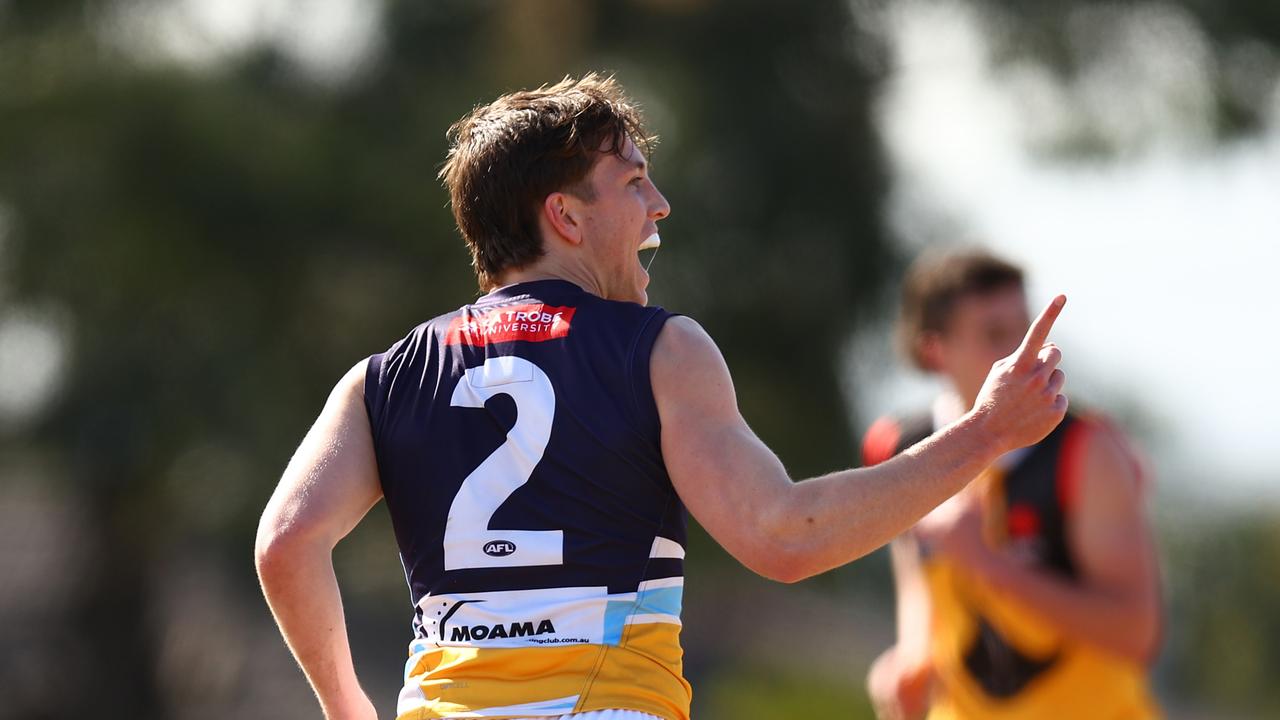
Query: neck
496 255 605 298
932 391 969 427
952 381 980 412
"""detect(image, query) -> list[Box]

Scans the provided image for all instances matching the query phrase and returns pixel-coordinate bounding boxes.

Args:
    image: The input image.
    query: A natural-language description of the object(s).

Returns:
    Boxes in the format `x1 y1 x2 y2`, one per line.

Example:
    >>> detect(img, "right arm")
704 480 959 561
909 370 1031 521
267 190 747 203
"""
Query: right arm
652 296 1067 583
255 361 384 720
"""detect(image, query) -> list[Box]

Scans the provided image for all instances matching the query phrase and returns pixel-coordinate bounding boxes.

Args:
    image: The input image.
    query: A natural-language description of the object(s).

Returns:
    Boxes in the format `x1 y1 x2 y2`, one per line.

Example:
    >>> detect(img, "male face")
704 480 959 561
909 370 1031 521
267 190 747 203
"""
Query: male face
926 283 1031 405
573 136 670 305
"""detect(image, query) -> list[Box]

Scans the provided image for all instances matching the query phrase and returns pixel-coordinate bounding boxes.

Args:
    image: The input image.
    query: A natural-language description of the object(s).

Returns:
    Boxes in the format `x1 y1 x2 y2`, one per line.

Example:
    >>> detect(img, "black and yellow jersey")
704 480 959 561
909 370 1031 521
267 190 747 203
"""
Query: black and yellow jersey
863 411 1160 720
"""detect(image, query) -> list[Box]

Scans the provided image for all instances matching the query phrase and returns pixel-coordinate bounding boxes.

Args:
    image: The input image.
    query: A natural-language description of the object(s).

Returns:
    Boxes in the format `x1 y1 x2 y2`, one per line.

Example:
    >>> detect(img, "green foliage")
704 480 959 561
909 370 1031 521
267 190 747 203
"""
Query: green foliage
1161 513 1280 715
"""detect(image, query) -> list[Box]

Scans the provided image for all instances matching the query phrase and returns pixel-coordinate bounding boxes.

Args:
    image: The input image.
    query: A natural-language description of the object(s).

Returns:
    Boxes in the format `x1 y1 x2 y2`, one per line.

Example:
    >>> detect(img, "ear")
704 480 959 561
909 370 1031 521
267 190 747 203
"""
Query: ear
542 191 585 246
916 332 945 373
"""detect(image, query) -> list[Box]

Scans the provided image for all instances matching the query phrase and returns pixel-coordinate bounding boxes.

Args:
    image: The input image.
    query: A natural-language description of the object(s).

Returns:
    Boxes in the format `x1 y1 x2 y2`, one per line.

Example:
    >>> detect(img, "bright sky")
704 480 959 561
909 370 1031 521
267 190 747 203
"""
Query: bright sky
848 1 1280 504
108 0 381 83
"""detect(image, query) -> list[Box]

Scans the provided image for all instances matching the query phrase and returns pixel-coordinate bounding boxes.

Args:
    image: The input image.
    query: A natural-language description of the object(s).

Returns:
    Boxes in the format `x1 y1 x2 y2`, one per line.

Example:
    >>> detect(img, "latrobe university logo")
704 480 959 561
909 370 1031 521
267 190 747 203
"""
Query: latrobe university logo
443 303 576 347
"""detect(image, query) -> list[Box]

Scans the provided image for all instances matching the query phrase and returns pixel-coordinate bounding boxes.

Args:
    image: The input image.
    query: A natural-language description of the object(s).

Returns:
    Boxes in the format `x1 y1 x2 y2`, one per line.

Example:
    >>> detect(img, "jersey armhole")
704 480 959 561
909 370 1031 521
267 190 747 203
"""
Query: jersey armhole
363 352 386 445
1057 415 1150 515
1055 418 1093 514
627 308 677 438
862 417 903 466
363 329 416 448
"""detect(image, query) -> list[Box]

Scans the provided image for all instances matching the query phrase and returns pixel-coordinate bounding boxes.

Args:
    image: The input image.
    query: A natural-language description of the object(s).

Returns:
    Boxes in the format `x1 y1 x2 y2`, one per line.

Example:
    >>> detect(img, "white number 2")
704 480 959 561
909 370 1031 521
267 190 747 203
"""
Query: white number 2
443 356 564 571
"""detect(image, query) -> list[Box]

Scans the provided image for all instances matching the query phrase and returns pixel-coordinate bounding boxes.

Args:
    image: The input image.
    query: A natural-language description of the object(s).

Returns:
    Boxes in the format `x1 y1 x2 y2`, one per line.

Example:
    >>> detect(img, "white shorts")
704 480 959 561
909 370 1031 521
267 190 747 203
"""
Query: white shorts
514 707 665 712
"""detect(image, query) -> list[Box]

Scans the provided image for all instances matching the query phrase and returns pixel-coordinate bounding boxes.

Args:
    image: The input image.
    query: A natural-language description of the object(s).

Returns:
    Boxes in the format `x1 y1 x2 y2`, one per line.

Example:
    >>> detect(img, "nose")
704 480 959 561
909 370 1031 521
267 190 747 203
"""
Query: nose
648 181 671 221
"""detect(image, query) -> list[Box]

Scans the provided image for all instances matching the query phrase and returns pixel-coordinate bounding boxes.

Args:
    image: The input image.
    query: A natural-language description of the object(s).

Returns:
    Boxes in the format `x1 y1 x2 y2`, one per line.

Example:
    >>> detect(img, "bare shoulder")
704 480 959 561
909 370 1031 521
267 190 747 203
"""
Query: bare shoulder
653 315 720 362
1066 417 1150 531
651 316 736 415
326 359 378 454
288 357 377 483
305 359 373 438
334 358 369 402
1079 418 1145 499
257 358 381 553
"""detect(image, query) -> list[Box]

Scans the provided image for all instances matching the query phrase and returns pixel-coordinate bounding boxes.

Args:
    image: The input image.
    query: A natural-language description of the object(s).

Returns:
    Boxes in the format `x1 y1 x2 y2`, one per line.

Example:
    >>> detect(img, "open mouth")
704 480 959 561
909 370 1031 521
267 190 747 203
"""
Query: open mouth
638 233 661 275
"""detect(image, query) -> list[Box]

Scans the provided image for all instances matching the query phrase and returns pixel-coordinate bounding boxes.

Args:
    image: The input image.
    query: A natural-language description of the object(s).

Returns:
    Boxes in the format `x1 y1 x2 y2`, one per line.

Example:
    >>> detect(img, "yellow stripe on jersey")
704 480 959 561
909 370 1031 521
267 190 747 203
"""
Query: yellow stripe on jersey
396 619 689 720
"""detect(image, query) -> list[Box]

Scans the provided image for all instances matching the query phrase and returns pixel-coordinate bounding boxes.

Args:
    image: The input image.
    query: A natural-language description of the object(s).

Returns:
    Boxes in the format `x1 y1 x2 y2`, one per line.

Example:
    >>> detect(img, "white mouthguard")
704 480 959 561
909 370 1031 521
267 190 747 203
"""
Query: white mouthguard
639 233 661 251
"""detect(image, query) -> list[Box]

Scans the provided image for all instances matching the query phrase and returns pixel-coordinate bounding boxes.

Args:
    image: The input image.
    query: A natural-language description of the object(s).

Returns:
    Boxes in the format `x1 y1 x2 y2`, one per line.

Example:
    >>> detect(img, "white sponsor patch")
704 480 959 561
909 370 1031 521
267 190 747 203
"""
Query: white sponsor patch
419 586 610 648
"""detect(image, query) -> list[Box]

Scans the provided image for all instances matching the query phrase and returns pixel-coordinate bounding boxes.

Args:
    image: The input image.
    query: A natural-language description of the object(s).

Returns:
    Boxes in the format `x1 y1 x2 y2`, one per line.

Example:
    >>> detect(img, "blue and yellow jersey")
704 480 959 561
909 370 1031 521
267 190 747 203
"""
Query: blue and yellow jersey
864 412 1160 720
364 280 689 720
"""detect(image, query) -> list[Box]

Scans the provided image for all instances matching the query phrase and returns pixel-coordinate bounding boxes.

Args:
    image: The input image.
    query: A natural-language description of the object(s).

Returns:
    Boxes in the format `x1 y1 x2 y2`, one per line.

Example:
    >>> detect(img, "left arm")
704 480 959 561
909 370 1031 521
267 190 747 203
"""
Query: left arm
928 425 1162 663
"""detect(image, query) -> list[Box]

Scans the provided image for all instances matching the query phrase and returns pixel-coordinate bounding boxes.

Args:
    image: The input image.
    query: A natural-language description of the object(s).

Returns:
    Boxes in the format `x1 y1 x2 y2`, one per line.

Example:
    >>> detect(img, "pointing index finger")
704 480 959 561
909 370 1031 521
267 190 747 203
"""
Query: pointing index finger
1015 295 1066 368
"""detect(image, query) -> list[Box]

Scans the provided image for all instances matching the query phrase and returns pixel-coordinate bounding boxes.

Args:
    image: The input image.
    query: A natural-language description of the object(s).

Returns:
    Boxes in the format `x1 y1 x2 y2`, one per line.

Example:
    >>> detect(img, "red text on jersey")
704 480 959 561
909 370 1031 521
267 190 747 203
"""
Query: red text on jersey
444 304 577 347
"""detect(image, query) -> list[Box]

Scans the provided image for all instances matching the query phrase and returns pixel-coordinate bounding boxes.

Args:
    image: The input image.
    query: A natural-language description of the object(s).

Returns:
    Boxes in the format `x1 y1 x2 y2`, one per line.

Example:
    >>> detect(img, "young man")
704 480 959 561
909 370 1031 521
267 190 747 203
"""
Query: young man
863 249 1161 720
254 76 1069 720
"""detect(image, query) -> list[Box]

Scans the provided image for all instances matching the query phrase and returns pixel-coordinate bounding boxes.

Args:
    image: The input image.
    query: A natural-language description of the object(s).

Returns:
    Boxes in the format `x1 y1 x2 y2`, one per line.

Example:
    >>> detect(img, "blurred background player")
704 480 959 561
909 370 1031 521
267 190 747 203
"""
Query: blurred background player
863 248 1162 720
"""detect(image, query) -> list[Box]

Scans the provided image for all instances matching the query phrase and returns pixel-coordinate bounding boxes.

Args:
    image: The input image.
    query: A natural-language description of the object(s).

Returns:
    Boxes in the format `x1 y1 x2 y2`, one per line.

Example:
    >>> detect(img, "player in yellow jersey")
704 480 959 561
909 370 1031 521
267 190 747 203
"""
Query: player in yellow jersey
255 76 1073 720
863 248 1162 720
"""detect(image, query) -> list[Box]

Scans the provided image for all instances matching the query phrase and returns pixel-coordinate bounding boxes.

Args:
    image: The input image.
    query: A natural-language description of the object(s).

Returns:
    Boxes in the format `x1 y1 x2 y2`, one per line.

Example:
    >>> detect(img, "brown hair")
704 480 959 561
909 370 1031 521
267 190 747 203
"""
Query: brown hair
897 247 1025 370
439 73 656 291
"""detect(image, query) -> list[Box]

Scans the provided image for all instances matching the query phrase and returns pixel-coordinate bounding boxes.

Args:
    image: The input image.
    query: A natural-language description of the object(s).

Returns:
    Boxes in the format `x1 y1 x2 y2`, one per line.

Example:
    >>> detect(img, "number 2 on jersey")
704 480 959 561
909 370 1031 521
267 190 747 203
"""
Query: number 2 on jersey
443 355 564 571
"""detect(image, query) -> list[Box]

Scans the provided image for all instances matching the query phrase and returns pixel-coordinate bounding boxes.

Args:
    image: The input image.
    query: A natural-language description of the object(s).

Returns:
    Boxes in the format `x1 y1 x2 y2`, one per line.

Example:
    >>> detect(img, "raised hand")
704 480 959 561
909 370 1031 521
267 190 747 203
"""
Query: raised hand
971 295 1069 454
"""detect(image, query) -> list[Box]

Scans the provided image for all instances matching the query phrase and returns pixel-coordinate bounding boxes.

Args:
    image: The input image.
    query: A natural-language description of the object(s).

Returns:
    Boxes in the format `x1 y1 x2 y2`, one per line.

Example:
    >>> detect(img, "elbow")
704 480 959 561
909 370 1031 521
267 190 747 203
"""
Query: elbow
1102 601 1162 665
745 555 811 584
1125 611 1163 665
254 521 291 580
1111 630 1160 666
764 564 813 585
758 492 841 583
737 500 826 584
738 535 820 584
254 513 319 581
1123 588 1165 664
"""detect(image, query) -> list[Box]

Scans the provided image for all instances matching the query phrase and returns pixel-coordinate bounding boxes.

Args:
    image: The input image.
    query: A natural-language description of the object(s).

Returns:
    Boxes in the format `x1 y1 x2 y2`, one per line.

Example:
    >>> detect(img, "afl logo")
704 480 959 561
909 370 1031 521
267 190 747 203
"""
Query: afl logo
483 540 517 557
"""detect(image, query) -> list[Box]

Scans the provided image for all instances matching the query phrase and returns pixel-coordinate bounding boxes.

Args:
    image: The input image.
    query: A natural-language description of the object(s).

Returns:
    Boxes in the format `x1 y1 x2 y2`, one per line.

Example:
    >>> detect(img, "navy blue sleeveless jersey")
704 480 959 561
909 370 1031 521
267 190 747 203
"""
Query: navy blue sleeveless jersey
363 279 692 720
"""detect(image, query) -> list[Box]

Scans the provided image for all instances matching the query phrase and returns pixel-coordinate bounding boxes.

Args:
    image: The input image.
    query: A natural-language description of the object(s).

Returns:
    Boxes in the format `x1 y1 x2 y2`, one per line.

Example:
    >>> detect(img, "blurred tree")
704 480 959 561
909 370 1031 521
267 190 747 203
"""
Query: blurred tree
1160 512 1280 716
973 0 1280 154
